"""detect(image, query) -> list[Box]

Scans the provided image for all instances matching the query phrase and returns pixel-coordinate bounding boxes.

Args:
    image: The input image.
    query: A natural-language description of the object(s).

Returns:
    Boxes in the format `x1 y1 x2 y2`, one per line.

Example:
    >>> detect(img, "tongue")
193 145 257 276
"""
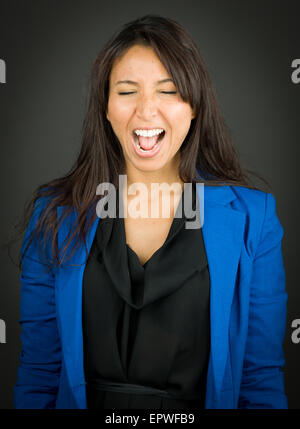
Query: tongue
138 134 160 150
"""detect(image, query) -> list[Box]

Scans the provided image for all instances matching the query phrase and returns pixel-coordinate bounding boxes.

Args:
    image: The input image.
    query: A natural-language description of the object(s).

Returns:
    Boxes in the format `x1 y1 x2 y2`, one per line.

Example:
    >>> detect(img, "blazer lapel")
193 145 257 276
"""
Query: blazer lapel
199 184 246 406
56 183 246 408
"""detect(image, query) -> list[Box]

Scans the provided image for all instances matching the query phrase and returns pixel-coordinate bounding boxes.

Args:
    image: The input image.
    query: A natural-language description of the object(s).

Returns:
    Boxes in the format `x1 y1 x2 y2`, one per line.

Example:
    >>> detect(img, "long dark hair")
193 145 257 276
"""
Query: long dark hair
6 13 270 273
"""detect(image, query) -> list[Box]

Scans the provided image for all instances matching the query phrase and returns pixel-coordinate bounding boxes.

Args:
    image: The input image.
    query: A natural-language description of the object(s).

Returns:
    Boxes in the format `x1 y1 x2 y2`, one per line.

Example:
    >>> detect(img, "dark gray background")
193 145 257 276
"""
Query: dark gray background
0 0 299 409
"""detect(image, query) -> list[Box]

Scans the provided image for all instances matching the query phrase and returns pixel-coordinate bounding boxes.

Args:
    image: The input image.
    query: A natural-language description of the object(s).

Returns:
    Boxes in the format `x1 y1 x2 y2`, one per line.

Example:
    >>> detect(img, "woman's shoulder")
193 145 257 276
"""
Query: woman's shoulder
231 184 272 205
229 184 283 254
229 185 279 220
203 182 275 213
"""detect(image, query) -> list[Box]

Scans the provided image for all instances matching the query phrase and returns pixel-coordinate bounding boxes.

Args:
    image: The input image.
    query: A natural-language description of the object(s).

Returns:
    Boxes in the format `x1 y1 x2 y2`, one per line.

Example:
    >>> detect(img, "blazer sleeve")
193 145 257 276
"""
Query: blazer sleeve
14 196 62 409
238 192 288 408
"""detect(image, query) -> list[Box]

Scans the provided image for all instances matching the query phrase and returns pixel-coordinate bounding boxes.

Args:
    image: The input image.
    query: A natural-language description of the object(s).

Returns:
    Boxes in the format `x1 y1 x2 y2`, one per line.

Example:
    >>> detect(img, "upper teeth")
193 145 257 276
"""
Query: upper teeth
134 129 164 137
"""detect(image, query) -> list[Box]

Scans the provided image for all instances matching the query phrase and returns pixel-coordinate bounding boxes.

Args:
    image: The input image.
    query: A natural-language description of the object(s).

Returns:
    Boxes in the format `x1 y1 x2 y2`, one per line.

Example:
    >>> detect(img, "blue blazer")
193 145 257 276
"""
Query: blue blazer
14 184 288 409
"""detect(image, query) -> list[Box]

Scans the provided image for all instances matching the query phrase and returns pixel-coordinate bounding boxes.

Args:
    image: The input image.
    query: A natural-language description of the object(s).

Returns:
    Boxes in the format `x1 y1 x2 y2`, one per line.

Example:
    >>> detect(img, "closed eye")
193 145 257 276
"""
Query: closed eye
117 91 177 95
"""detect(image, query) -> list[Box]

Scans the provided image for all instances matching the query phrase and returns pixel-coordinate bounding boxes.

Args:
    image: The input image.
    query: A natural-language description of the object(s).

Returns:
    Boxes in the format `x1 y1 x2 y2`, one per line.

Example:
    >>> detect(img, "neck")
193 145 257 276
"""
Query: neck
119 157 184 219
124 156 184 194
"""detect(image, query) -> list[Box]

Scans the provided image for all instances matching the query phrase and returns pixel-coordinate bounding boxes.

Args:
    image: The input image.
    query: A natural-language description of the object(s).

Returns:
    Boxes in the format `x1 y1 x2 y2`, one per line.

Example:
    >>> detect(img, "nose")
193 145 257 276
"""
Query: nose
135 93 158 119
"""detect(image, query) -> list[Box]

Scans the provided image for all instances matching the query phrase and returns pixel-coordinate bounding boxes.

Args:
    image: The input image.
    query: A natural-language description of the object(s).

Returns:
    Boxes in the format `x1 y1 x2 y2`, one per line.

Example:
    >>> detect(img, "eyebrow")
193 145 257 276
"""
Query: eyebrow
115 78 174 86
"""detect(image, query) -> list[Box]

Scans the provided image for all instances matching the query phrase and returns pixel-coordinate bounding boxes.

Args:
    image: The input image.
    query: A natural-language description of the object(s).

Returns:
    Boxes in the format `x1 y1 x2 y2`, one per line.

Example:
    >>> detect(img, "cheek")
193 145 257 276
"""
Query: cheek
167 104 192 128
107 106 128 135
172 121 192 149
107 97 126 121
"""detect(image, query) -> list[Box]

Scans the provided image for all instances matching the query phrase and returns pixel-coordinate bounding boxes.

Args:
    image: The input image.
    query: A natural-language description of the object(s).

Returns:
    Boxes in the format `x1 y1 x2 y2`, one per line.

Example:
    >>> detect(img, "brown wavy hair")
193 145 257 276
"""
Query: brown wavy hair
5 13 270 273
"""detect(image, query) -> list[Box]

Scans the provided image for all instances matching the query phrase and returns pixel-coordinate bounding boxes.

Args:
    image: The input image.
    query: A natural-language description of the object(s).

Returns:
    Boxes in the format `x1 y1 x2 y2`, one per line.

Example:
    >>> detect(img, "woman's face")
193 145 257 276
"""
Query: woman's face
106 45 195 177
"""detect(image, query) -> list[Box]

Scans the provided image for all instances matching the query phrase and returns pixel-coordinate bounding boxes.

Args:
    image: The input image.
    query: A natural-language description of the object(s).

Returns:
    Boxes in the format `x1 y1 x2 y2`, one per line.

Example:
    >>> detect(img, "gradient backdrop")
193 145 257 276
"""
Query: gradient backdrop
0 0 299 409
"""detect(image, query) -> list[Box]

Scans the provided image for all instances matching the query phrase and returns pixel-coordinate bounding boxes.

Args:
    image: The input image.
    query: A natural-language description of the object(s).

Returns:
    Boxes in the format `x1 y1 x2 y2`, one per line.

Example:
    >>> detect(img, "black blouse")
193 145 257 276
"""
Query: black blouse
82 183 211 409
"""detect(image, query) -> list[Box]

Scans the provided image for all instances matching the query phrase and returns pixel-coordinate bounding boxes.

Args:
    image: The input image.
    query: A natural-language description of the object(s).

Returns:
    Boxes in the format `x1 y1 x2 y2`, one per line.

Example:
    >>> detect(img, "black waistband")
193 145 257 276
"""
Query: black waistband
86 378 172 398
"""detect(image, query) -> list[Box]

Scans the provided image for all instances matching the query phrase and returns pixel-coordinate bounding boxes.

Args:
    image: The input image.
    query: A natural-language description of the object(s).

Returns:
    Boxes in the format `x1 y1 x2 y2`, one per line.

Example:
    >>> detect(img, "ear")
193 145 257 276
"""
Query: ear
191 108 196 119
106 111 110 122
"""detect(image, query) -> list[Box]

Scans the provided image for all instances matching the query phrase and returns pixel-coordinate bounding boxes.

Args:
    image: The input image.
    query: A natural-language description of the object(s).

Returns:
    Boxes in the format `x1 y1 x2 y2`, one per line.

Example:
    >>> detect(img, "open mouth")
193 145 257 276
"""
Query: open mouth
132 130 166 152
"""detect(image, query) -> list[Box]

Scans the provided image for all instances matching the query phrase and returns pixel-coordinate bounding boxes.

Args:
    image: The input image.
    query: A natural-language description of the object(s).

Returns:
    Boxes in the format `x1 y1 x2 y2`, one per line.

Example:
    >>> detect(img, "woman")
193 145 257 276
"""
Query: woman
13 14 288 409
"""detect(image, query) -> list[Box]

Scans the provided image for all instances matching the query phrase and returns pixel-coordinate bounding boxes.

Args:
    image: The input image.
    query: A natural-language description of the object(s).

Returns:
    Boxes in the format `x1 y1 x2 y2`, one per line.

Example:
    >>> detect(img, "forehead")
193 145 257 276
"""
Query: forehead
109 45 170 82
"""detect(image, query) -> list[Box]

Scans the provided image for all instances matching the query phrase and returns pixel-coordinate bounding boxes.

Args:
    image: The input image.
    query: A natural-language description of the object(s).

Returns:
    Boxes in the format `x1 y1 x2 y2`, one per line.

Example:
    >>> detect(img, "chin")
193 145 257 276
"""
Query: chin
134 159 168 173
